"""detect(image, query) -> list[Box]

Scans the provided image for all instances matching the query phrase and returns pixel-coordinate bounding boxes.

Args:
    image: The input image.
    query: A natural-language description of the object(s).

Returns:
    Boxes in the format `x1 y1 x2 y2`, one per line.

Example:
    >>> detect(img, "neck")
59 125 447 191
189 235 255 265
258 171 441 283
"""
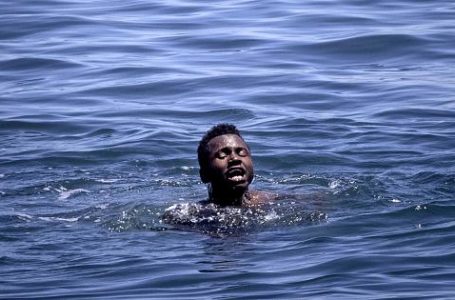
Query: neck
208 186 249 207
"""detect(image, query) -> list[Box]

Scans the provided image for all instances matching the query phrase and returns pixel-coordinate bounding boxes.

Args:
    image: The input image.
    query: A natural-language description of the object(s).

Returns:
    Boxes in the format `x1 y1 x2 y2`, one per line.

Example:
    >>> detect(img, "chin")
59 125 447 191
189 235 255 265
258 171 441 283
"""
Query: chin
230 182 249 193
211 178 251 195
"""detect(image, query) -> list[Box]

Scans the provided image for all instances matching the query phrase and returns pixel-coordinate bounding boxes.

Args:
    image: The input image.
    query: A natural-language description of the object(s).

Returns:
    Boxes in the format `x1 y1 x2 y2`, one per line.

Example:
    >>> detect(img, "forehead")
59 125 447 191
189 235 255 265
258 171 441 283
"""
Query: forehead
206 134 248 152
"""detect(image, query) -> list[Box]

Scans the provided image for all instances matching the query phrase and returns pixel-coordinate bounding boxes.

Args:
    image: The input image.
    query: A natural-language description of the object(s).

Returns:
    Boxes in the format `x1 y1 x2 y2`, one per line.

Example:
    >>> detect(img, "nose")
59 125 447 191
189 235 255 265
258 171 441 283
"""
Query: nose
228 151 241 163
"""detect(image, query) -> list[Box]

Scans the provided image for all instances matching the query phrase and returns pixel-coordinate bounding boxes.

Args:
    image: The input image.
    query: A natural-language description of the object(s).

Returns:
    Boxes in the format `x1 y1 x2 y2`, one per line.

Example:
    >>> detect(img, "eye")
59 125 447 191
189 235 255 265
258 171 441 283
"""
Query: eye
237 148 249 157
216 149 229 159
216 153 226 159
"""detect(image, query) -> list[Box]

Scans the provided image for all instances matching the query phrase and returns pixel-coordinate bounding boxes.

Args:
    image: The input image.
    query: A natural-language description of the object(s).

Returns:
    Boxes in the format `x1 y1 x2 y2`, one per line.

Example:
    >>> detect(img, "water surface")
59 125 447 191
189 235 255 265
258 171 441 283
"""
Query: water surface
1 0 455 298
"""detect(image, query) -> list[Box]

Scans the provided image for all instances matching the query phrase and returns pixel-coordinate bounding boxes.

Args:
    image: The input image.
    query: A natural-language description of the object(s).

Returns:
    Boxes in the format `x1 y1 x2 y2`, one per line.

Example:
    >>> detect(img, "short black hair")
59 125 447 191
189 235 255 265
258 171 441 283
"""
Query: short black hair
197 123 243 172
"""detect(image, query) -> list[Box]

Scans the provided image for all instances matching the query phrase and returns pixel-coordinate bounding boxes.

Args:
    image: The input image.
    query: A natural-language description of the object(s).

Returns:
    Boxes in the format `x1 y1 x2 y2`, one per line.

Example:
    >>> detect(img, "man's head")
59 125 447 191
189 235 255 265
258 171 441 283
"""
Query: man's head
197 124 254 197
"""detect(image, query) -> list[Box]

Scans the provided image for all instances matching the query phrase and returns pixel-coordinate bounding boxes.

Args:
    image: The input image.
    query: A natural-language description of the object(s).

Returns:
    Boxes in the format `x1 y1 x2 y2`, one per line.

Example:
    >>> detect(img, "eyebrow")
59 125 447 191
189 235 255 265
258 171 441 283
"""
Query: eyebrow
216 146 249 155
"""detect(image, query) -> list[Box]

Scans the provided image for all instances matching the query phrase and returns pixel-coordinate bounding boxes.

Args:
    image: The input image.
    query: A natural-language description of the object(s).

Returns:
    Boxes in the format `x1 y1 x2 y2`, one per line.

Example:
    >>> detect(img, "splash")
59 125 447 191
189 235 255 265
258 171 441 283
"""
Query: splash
162 201 327 236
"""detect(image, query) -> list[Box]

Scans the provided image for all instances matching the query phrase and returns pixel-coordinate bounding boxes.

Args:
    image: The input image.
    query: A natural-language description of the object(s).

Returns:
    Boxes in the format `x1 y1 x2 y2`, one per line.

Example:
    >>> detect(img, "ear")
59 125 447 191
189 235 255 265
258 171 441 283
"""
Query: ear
199 168 210 183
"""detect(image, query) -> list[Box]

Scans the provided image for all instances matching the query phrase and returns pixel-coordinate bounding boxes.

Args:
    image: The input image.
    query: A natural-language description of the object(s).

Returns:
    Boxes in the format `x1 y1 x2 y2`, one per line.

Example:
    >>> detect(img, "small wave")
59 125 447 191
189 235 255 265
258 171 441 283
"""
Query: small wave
38 216 80 222
95 178 121 183
300 33 430 62
373 107 455 120
57 187 89 200
15 213 34 222
0 118 90 134
0 57 82 71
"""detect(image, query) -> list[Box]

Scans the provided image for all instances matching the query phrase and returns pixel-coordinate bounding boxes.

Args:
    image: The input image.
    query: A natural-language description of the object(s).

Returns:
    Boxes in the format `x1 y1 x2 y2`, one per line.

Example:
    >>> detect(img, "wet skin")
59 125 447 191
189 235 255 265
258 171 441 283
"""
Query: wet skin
202 134 254 206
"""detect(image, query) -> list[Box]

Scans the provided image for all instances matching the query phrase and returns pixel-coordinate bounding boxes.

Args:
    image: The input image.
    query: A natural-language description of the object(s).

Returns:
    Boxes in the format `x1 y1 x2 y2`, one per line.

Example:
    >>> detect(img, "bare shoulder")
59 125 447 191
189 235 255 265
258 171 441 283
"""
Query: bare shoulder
246 190 278 206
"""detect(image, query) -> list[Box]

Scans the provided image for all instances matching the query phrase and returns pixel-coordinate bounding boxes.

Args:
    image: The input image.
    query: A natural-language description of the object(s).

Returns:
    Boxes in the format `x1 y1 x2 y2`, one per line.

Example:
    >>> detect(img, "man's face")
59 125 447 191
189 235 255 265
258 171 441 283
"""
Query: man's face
204 134 254 193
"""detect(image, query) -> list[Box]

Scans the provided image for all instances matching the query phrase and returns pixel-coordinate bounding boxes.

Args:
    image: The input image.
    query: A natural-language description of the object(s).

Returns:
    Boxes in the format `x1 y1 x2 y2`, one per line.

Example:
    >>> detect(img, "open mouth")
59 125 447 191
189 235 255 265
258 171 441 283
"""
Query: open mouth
226 167 246 182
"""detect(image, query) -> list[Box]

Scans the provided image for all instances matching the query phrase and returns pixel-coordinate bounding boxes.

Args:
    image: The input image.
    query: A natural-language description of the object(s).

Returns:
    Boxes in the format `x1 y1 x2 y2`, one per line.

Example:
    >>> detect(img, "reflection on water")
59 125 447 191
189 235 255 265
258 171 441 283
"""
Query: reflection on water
197 238 256 273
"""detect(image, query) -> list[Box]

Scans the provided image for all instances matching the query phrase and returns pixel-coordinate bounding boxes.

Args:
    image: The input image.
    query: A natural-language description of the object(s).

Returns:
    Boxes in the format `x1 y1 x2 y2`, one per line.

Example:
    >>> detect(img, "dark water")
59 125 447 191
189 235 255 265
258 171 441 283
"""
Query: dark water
1 0 455 298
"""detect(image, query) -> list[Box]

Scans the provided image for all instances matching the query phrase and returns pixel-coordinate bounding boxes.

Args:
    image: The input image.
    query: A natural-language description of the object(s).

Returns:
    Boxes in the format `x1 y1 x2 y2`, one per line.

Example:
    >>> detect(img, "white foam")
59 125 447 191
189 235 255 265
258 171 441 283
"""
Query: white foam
58 188 89 200
264 210 279 221
329 179 341 189
95 178 120 183
39 216 79 222
16 213 34 221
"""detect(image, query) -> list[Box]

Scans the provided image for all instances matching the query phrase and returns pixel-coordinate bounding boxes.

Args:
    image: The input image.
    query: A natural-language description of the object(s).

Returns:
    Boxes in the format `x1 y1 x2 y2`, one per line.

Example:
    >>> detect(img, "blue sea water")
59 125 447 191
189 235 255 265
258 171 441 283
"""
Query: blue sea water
1 0 455 298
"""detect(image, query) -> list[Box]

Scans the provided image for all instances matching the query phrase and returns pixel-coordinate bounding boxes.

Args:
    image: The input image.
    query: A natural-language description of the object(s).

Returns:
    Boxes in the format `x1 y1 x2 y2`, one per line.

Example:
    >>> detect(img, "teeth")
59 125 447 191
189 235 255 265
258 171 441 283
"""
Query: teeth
230 175 243 181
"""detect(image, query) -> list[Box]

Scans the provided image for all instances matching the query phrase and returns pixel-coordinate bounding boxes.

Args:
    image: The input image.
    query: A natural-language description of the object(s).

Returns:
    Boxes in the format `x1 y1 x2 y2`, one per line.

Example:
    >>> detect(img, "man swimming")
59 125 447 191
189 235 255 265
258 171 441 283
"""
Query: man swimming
197 123 274 207
161 124 322 231
161 123 274 229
